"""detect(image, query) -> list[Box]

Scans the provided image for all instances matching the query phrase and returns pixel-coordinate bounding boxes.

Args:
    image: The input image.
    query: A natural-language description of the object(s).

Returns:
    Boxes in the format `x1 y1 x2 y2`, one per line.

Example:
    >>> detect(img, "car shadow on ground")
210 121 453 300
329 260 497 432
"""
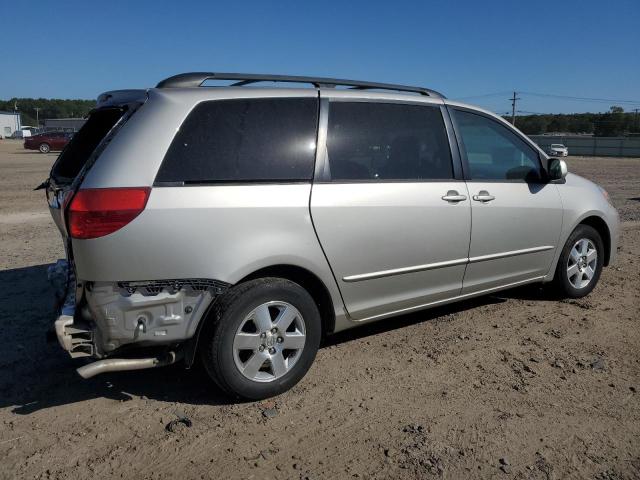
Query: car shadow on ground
323 283 558 348
0 263 554 414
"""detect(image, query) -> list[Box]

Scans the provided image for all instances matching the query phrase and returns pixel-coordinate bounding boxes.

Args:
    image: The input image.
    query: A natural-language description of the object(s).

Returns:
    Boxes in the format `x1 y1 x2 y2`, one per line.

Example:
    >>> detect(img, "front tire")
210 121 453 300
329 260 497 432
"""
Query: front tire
39 143 50 154
553 224 604 298
200 278 321 400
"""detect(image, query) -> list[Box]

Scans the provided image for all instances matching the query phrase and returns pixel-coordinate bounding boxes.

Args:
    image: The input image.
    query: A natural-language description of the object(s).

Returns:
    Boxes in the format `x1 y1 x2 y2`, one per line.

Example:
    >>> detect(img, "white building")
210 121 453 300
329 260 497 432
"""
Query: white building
0 111 21 138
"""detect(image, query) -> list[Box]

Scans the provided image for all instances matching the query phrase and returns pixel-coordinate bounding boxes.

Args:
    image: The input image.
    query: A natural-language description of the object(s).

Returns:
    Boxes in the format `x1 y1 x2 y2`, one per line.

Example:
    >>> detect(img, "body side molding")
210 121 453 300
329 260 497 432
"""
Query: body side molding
342 245 555 283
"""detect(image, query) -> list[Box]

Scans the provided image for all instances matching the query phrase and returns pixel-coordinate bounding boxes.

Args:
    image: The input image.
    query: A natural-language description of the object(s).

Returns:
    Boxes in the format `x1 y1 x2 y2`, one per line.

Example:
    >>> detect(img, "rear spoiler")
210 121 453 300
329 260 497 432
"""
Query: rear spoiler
96 89 149 109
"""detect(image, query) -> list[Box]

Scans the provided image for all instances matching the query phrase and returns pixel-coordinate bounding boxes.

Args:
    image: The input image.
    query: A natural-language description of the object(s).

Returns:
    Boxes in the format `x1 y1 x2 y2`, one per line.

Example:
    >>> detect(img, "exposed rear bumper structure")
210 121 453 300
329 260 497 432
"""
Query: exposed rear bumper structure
48 258 222 378
49 260 94 358
54 315 94 358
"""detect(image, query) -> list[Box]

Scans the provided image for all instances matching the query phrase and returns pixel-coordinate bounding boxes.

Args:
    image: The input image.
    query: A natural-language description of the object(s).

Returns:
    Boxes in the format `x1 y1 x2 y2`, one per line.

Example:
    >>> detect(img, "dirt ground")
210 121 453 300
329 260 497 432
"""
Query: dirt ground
0 138 638 480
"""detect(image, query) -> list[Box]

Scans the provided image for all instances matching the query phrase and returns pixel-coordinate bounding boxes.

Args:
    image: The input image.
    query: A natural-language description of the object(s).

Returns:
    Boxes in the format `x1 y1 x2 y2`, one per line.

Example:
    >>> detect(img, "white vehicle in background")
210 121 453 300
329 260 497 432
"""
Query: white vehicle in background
10 126 36 139
548 143 568 157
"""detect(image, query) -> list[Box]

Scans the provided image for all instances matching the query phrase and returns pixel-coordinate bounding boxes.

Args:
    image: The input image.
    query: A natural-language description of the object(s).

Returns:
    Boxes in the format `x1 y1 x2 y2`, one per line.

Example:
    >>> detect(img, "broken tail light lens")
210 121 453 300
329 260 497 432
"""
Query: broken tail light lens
68 187 151 239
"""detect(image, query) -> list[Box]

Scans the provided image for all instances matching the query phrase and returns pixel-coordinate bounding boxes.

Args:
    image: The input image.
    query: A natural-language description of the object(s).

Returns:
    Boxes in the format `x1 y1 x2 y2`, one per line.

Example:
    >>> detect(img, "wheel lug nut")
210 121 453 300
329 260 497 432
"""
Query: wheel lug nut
271 328 277 334
268 347 276 354
258 345 265 352
277 337 283 343
260 332 266 338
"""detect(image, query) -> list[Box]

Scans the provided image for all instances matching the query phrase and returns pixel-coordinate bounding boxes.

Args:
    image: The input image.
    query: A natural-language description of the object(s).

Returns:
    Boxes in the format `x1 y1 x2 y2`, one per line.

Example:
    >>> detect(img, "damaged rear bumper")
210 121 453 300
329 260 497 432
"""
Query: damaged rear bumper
48 258 228 377
49 259 94 357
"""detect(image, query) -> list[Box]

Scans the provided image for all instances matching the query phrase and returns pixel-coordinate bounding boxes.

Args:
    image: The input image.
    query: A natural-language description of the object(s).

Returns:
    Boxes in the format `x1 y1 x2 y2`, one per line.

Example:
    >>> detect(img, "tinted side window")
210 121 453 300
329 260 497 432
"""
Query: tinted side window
453 109 542 181
157 98 318 183
326 102 453 181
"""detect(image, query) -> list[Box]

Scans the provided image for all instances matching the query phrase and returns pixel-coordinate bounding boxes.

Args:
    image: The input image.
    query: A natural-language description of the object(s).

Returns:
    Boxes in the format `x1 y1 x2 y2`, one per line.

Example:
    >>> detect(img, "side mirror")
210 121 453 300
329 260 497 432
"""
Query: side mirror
548 158 568 181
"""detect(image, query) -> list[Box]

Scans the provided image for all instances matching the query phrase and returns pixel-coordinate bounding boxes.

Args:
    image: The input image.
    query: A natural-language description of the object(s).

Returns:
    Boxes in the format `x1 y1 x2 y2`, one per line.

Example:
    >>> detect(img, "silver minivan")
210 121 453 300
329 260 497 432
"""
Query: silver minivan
45 73 619 399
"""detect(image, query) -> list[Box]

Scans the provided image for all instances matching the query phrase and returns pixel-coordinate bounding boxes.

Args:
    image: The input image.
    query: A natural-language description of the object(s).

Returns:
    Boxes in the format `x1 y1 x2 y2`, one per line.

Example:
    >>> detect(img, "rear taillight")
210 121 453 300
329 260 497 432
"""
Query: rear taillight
67 187 151 239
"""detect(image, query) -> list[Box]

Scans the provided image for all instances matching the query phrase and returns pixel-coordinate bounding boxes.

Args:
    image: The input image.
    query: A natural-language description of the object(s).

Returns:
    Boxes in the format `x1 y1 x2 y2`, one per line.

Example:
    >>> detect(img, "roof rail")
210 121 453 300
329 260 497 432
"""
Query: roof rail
155 72 445 98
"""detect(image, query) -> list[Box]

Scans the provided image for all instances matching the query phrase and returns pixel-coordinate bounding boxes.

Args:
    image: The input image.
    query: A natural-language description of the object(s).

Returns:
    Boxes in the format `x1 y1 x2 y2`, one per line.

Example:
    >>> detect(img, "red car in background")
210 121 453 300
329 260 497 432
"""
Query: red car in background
24 131 74 153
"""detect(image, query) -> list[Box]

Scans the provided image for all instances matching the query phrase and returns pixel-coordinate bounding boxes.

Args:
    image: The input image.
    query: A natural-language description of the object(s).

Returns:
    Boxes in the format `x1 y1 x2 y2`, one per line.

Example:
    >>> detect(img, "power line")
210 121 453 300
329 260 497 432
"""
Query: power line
520 91 640 105
517 110 547 115
454 91 640 106
453 91 512 100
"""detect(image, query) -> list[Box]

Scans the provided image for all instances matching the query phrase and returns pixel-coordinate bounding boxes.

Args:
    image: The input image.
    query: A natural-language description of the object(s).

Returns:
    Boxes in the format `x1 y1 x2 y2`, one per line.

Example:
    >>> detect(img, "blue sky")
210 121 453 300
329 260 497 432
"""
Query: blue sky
3 0 639 114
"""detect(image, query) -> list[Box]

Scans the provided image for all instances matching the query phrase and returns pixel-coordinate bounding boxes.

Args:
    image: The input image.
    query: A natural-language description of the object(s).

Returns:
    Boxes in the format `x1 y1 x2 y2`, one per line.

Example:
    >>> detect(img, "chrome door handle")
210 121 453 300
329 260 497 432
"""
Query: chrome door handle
441 190 467 203
472 190 495 203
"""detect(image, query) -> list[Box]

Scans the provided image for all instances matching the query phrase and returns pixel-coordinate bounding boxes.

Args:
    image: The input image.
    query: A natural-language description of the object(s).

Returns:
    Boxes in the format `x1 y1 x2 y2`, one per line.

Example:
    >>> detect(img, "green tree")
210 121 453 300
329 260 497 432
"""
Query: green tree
594 106 626 136
547 116 569 133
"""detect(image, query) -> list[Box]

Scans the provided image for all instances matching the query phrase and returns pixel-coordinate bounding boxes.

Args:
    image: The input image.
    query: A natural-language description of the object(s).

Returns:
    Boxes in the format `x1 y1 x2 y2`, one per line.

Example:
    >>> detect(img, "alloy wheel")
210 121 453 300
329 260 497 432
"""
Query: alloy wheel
232 301 306 382
566 238 597 289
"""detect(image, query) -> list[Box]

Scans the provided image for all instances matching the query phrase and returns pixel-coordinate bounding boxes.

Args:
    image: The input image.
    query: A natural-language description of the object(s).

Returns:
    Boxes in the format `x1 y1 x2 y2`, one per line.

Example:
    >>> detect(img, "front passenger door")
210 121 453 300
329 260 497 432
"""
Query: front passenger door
451 108 563 294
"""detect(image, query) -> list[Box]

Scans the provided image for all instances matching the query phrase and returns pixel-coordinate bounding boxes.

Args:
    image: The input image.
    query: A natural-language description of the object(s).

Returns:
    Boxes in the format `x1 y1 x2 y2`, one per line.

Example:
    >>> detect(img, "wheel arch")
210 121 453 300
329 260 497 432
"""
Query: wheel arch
544 211 614 284
183 264 336 368
238 264 336 337
579 215 612 266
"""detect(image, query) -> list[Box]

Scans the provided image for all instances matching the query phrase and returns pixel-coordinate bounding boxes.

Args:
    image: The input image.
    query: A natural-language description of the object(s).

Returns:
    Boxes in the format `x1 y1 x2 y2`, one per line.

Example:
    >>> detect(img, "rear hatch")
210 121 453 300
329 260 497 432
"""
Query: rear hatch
45 90 147 243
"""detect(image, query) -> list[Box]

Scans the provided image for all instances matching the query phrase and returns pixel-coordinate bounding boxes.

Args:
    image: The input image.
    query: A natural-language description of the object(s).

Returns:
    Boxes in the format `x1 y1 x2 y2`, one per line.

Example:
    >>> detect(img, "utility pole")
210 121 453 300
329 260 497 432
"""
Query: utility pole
35 107 40 126
509 91 520 125
13 101 20 131
635 108 639 132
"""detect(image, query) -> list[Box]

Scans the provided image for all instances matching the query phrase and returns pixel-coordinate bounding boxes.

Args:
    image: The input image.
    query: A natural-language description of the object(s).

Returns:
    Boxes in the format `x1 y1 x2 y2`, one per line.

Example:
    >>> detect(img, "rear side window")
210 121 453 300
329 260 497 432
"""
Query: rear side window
326 102 453 181
156 98 318 184
51 108 125 182
453 109 542 181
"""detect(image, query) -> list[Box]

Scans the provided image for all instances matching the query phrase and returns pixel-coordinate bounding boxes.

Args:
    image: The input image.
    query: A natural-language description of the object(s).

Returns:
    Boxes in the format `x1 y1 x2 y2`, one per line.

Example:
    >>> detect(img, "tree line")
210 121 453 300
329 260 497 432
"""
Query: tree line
0 98 95 127
506 106 640 137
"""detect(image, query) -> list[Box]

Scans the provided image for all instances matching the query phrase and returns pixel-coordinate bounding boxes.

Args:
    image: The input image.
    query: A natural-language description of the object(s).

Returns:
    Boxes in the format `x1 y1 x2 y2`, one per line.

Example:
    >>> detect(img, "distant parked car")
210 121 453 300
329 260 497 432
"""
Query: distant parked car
548 143 568 157
24 131 73 153
10 127 36 139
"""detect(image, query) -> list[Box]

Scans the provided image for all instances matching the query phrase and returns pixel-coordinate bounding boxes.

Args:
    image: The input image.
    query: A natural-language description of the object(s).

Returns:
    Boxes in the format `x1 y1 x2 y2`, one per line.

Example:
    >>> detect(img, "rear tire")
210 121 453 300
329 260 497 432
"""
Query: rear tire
199 278 321 400
39 143 50 154
553 224 604 298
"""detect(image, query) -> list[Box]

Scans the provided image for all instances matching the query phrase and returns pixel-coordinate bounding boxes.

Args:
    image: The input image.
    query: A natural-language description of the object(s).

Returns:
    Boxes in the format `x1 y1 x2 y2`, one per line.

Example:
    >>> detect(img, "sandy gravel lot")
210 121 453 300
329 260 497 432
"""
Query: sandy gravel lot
0 138 638 479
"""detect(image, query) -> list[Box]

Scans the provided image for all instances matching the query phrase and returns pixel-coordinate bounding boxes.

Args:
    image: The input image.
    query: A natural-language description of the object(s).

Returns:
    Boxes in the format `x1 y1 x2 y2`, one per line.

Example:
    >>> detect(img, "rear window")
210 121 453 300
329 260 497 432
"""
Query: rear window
156 98 318 184
50 108 125 182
